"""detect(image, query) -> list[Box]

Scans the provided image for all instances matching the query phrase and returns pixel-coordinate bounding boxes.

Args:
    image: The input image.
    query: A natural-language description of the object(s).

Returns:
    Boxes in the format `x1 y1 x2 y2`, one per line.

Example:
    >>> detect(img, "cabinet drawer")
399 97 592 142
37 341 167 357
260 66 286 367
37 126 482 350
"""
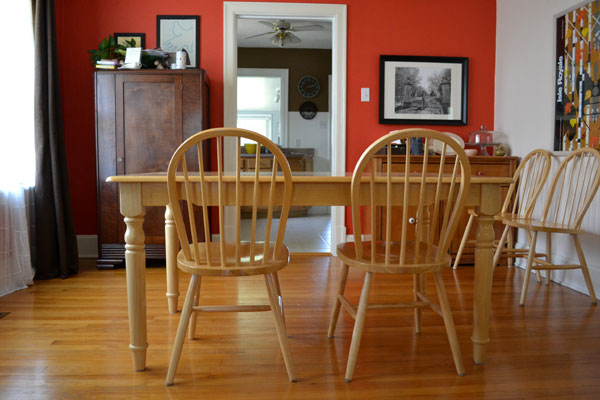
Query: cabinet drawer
469 161 512 177
243 157 273 170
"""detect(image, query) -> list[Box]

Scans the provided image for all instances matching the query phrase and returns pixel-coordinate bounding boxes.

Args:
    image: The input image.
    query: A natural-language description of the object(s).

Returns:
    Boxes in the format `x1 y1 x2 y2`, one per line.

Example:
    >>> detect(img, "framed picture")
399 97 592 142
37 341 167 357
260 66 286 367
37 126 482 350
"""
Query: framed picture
114 32 145 49
157 15 200 68
554 1 600 151
379 55 468 125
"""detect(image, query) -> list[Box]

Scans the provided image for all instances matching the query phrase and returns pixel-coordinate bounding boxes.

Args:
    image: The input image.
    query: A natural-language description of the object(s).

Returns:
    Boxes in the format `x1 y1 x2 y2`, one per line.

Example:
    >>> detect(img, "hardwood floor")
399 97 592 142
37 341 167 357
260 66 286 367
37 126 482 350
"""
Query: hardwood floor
0 256 599 399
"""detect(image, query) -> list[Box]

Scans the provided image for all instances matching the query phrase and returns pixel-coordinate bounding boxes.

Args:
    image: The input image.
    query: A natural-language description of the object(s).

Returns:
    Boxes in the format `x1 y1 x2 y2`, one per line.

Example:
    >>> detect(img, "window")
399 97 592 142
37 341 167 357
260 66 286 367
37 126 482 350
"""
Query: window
0 1 35 191
237 69 288 146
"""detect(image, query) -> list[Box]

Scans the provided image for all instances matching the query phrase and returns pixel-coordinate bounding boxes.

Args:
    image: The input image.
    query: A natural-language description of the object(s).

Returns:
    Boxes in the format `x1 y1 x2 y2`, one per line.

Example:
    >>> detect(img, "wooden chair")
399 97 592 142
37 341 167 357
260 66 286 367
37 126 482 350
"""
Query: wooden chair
504 148 600 306
165 128 296 385
328 128 471 381
453 149 552 271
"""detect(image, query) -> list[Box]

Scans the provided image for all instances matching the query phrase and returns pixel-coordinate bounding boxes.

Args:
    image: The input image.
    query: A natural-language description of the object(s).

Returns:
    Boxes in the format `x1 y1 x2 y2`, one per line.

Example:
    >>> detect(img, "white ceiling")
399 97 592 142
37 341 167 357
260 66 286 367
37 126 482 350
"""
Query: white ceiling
237 18 332 49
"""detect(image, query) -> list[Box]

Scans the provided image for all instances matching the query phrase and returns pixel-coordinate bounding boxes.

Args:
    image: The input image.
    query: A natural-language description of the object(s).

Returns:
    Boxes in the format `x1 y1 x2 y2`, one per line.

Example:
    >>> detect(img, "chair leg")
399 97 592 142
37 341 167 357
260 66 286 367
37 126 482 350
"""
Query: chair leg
545 233 552 285
345 271 373 382
328 264 349 338
265 273 297 382
507 225 514 268
433 271 465 376
453 214 474 269
520 231 538 306
573 235 597 304
188 276 202 340
493 224 510 270
272 272 286 327
166 274 201 386
413 273 425 333
525 230 542 283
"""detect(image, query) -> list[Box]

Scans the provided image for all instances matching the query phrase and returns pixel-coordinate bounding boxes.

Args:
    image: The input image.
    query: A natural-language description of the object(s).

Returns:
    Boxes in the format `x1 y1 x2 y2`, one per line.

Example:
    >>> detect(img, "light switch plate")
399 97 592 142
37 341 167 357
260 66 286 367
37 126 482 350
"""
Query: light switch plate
361 88 370 102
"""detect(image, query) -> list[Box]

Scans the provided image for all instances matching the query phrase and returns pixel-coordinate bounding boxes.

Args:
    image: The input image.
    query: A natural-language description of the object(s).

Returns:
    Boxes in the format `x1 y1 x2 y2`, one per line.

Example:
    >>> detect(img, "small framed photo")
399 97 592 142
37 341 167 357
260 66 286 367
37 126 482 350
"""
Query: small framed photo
379 55 468 125
114 32 146 49
157 15 200 68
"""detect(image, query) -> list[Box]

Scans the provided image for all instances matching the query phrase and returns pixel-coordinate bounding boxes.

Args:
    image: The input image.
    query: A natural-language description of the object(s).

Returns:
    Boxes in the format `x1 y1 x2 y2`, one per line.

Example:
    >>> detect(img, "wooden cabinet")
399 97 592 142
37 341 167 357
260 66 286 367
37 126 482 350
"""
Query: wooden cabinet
240 154 313 172
240 153 313 216
373 155 518 265
94 70 209 268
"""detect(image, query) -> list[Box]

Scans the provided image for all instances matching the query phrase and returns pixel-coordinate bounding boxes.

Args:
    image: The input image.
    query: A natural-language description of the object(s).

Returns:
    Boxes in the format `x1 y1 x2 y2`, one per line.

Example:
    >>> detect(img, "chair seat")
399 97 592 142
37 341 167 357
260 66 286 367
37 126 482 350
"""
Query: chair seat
177 242 290 276
500 214 580 234
337 241 450 274
467 208 504 221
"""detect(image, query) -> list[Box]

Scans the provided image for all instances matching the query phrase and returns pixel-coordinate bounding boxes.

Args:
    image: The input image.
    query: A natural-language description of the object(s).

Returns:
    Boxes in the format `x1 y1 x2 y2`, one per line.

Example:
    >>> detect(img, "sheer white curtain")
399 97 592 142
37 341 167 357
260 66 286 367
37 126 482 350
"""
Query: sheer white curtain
0 1 35 296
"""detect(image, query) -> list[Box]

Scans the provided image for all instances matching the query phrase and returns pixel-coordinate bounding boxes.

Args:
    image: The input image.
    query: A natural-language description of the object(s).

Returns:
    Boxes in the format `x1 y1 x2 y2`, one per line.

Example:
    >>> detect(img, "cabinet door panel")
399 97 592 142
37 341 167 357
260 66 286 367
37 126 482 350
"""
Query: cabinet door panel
95 71 208 268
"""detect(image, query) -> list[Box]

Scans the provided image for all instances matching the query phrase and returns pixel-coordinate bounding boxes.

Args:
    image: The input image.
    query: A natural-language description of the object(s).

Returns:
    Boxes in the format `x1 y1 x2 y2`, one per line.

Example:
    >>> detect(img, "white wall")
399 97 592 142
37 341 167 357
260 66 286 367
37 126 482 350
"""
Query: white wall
288 112 331 173
495 0 600 296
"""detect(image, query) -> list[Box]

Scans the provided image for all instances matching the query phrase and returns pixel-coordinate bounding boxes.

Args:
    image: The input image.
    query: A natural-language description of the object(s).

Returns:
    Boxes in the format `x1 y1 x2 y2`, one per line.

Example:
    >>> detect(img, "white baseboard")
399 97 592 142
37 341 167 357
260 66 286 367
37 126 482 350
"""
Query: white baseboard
77 235 98 258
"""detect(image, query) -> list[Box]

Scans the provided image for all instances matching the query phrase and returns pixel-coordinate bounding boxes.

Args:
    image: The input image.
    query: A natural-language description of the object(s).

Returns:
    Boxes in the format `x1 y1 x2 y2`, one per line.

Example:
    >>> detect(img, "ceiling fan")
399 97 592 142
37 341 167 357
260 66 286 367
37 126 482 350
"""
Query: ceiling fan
243 20 324 47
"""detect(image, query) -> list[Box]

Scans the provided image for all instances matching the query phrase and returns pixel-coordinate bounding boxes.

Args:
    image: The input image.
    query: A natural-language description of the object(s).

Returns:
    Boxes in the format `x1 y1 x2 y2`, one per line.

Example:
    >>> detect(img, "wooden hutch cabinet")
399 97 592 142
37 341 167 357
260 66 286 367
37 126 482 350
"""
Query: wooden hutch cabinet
373 155 518 265
94 69 209 268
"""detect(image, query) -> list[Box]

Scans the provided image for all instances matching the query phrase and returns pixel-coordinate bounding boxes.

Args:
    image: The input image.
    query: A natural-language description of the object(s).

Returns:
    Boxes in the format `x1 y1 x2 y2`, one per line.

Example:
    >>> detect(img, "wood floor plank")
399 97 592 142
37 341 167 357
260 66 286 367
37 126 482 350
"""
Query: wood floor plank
0 256 599 399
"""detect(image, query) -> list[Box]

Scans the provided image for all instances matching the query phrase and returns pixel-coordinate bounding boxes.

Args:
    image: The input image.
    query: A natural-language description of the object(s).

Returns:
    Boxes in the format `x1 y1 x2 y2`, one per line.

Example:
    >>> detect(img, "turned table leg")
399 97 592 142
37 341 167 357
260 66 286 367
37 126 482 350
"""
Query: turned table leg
472 183 501 365
165 205 179 313
120 183 148 371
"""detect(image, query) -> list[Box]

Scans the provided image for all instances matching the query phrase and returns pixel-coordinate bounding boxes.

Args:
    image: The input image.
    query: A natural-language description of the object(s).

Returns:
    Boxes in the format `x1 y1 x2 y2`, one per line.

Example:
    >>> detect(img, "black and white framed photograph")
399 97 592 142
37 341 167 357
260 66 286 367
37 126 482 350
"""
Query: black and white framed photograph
379 55 468 125
157 15 200 68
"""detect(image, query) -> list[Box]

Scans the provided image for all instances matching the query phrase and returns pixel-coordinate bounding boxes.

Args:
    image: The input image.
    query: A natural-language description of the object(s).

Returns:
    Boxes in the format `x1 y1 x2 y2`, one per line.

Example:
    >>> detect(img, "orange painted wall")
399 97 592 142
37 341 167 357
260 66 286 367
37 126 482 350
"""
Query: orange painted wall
55 0 496 235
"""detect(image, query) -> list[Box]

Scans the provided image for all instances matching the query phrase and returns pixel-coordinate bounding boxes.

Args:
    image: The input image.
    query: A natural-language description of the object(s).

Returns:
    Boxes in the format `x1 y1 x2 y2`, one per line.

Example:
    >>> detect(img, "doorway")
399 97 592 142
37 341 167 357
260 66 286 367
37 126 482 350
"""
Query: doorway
223 2 347 254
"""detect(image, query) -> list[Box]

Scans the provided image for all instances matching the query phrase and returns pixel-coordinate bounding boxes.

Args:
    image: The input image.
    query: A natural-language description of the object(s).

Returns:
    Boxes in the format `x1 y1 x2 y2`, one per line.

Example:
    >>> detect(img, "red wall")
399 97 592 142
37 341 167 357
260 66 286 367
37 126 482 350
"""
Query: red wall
55 0 496 235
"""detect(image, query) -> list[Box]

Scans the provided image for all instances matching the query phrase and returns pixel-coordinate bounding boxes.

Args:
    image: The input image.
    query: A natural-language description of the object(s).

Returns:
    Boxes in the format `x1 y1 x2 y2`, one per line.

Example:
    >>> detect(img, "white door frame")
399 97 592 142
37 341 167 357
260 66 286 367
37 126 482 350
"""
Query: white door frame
223 2 347 253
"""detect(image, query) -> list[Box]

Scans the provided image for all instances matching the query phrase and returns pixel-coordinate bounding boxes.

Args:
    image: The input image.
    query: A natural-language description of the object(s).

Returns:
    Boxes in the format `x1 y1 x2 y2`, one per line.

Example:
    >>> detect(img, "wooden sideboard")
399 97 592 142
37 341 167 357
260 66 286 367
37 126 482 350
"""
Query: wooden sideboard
240 151 314 216
373 154 518 265
94 69 209 268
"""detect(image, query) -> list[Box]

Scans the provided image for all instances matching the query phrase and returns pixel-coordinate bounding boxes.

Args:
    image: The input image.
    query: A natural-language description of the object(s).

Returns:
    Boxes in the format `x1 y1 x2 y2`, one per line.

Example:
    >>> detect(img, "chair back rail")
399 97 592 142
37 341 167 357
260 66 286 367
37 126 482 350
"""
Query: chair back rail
351 129 471 266
503 149 552 218
167 128 293 267
542 148 600 229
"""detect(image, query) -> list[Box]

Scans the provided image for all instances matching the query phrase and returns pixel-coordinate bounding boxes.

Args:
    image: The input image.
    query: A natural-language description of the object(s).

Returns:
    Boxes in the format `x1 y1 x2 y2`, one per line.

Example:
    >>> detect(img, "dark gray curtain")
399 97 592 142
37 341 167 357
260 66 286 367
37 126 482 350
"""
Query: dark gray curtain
31 0 78 279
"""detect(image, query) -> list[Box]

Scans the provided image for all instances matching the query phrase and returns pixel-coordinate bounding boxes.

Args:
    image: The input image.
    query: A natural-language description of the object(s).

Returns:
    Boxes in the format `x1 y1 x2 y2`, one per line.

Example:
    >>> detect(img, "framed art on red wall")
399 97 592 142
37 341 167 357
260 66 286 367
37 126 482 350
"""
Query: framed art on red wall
379 55 468 125
157 15 200 68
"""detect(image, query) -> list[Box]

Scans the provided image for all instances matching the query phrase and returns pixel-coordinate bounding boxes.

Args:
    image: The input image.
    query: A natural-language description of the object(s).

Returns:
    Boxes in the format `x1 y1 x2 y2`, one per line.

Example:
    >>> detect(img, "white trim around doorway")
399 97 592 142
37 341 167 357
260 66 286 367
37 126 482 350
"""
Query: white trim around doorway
223 2 347 254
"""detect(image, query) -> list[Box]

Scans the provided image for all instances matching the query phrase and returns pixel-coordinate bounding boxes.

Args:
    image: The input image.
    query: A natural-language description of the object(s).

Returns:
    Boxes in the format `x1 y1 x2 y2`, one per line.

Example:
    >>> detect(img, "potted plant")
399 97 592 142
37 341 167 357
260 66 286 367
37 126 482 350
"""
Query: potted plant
88 35 138 64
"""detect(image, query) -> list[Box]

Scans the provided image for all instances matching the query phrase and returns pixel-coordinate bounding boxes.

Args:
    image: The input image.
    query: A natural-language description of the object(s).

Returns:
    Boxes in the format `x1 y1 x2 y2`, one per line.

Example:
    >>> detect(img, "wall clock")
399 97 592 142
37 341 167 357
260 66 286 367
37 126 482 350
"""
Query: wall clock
299 101 318 120
298 75 320 98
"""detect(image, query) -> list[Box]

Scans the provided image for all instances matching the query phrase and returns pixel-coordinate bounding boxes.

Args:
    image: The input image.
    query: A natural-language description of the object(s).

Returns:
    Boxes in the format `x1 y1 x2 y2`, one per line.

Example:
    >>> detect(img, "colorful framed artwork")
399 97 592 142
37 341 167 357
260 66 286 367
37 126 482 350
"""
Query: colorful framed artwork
555 1 600 151
114 32 146 49
157 15 200 68
379 55 468 125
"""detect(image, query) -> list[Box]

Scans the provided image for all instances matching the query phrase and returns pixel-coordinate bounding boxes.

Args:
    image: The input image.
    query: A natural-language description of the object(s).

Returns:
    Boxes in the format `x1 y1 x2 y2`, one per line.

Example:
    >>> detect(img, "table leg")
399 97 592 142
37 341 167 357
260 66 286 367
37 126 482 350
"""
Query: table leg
472 183 501 364
165 205 179 313
120 183 148 371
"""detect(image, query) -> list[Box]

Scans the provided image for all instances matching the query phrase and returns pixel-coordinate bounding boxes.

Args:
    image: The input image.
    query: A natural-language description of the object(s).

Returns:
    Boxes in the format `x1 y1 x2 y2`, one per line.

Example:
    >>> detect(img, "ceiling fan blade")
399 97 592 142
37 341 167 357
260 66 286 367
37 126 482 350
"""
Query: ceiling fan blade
242 31 274 40
285 32 302 43
258 20 276 28
291 24 324 32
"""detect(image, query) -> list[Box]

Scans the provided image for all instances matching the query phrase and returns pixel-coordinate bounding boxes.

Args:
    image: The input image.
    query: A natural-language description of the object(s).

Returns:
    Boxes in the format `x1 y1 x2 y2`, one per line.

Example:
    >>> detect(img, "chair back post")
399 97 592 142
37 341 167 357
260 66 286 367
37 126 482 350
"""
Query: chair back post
350 128 471 266
541 148 600 229
167 127 293 268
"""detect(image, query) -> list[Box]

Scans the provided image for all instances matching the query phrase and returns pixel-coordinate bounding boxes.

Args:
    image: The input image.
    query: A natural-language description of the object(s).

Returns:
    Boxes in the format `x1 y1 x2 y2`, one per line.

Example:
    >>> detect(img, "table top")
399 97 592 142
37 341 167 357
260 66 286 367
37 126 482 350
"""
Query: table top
107 172 512 185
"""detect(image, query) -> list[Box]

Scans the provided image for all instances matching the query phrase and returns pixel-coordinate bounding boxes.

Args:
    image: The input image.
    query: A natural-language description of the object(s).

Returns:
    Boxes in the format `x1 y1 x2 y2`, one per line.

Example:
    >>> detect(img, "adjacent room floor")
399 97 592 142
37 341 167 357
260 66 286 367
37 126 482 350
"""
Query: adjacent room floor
241 214 331 253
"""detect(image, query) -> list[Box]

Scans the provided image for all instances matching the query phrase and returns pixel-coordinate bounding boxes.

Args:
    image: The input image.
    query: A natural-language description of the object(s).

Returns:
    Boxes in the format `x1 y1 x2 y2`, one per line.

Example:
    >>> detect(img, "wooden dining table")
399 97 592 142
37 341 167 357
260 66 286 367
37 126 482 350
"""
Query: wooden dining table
107 172 511 372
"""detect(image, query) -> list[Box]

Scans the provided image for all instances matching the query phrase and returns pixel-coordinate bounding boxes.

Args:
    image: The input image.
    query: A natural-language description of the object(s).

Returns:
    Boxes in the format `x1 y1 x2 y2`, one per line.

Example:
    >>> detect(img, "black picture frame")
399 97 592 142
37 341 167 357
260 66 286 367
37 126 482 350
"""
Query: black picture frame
379 55 468 125
157 15 200 68
114 32 146 49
